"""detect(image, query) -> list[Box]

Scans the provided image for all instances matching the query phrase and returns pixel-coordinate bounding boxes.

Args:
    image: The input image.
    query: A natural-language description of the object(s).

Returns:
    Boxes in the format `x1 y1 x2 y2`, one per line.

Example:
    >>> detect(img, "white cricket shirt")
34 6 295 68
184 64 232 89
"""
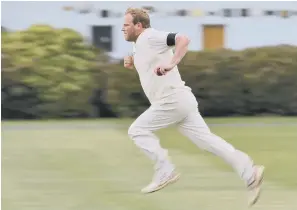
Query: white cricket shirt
132 28 191 104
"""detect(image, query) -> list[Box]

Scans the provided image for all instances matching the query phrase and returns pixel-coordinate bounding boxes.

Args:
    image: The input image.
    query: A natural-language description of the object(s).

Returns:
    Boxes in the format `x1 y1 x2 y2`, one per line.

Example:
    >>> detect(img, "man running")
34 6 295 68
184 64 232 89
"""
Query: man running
121 7 264 207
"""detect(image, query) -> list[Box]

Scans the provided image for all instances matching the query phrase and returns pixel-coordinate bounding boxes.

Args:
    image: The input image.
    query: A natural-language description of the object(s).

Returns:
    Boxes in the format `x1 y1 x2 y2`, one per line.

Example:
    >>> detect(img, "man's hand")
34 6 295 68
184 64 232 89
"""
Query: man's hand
124 56 134 69
154 63 175 76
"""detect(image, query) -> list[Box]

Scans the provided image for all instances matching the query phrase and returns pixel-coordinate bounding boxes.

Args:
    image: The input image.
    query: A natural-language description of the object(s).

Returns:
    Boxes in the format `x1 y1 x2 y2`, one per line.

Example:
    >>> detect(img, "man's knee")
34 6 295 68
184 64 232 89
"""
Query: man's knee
128 123 136 138
128 123 142 139
128 122 151 139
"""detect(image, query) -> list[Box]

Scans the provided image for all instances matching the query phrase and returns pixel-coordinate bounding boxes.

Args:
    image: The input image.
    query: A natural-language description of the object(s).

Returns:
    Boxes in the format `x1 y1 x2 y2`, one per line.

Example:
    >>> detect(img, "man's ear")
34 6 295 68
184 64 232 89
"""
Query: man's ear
136 22 143 29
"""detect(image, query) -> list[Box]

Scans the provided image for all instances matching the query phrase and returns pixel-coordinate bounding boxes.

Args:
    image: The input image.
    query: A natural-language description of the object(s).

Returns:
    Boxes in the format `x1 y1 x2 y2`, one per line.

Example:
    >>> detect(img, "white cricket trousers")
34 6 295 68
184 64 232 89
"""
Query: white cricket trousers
128 89 254 185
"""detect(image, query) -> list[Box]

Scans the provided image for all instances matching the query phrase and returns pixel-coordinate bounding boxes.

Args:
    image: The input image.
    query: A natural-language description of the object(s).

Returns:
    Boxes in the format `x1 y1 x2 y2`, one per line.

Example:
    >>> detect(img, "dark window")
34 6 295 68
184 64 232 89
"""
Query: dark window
92 25 113 52
223 9 232 17
241 9 249 17
101 10 109 18
264 10 275 16
176 10 188 16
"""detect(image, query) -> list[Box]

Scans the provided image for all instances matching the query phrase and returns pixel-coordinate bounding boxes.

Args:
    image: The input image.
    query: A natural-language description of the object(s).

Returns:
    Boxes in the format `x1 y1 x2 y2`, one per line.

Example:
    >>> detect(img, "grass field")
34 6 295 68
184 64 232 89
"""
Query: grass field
2 117 297 210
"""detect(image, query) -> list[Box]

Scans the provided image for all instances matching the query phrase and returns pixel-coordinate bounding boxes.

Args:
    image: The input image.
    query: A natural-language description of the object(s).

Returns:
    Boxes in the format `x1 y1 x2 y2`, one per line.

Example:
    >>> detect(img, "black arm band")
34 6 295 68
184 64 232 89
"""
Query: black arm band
166 33 177 46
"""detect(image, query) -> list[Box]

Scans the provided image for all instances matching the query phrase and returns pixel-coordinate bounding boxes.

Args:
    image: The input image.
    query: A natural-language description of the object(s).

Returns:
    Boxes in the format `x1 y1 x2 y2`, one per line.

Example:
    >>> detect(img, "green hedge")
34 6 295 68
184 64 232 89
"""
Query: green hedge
106 45 297 117
2 26 297 119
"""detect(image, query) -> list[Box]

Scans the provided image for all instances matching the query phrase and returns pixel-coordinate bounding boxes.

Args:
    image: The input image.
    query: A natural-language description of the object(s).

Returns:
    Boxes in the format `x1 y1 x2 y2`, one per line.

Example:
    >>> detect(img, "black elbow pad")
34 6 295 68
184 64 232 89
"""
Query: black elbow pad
166 33 177 46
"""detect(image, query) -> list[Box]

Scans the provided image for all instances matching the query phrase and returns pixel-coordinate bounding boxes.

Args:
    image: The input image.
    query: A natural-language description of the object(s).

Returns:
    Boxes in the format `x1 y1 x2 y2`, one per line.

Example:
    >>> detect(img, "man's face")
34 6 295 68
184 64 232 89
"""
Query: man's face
122 14 140 42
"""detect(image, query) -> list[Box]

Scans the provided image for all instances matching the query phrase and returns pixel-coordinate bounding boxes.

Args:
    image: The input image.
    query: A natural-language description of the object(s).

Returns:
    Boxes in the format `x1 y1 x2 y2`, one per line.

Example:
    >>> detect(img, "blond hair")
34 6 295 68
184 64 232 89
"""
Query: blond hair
125 7 151 28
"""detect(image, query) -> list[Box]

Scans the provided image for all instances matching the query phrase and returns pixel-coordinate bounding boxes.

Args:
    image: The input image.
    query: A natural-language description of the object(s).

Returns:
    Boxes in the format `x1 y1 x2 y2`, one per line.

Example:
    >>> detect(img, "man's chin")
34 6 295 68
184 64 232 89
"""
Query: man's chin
124 36 134 42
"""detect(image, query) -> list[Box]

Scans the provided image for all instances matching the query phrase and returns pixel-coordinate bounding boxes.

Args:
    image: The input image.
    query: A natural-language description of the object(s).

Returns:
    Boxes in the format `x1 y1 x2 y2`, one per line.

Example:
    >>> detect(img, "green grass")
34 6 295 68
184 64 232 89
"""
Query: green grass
2 117 297 210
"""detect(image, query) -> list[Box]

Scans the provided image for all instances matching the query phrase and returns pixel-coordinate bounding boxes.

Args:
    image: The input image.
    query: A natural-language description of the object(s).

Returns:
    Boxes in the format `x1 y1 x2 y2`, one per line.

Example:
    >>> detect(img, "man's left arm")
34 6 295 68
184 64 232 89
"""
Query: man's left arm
167 33 190 68
148 31 190 75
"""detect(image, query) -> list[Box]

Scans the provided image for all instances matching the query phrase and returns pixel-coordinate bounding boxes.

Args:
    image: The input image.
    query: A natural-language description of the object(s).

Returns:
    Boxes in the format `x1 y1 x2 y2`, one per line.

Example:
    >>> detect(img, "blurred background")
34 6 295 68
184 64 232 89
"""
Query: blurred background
2 2 297 210
2 1 297 119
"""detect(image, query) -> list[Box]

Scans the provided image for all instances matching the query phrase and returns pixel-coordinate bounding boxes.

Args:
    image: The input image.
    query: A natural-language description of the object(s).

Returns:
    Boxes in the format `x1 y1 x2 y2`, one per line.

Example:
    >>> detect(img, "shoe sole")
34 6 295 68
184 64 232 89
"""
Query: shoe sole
248 166 265 207
143 172 181 194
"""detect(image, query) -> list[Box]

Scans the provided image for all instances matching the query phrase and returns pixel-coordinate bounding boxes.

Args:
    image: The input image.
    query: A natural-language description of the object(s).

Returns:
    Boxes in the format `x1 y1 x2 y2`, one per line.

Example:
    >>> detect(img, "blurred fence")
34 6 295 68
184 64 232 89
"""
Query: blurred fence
2 25 297 119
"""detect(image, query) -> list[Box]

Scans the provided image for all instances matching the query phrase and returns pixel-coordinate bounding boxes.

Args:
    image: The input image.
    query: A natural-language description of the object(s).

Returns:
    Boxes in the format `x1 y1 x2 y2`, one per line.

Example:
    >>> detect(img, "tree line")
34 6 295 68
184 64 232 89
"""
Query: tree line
2 25 297 119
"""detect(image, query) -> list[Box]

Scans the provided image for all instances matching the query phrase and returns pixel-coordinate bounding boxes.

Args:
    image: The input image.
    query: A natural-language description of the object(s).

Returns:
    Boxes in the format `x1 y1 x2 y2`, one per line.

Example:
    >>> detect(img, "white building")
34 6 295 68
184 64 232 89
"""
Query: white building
2 1 297 58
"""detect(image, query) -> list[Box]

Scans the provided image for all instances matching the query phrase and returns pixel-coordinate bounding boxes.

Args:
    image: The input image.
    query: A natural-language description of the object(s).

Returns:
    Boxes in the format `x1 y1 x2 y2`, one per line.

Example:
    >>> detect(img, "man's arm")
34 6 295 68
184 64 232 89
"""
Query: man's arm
168 33 190 67
148 30 190 67
148 30 191 75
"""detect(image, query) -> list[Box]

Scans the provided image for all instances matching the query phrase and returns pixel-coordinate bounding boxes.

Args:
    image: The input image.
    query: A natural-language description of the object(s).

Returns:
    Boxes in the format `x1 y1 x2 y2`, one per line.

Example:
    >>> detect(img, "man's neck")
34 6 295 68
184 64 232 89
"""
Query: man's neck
134 28 148 43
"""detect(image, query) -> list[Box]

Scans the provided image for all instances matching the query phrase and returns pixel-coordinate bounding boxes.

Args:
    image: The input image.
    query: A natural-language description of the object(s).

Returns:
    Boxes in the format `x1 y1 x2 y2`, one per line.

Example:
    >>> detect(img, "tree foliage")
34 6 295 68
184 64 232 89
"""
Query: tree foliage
2 25 297 119
2 25 105 118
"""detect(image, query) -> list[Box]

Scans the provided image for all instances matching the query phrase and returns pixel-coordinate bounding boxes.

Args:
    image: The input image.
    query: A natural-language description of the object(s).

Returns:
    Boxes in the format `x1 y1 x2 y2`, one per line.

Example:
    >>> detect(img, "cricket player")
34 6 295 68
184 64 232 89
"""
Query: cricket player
121 7 264 207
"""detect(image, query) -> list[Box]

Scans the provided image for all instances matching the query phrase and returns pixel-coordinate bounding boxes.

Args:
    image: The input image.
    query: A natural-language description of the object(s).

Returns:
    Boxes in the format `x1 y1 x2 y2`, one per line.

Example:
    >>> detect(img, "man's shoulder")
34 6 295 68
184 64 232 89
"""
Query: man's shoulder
147 28 168 37
143 28 170 46
141 28 157 39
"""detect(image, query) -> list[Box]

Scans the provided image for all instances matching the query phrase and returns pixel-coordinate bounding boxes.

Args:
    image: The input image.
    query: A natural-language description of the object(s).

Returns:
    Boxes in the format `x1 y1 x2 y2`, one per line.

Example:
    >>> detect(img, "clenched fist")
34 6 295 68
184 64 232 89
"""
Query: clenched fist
124 56 134 69
154 63 175 76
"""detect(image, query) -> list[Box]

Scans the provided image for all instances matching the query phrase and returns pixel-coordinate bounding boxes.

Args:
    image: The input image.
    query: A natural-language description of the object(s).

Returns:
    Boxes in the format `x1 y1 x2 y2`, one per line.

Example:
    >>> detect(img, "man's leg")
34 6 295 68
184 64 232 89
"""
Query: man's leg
178 109 264 206
128 105 183 193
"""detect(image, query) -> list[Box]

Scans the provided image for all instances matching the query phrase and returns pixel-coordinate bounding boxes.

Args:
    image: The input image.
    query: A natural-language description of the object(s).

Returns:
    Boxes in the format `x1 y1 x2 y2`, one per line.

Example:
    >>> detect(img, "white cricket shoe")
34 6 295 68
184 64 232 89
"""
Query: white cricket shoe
247 165 265 207
141 161 180 194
